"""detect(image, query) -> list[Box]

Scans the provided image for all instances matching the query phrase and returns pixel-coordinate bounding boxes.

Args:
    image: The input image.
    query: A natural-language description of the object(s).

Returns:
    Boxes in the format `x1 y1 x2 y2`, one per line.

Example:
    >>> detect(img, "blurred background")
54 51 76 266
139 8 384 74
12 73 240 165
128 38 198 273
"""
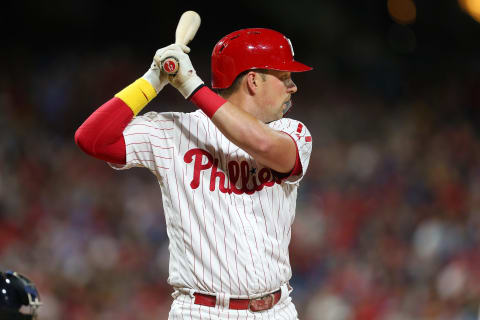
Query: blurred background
2 0 480 319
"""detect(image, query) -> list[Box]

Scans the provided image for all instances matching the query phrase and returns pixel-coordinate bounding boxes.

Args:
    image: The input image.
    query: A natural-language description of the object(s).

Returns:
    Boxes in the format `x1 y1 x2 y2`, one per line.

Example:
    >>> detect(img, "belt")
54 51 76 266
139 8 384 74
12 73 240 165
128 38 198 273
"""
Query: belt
193 289 282 312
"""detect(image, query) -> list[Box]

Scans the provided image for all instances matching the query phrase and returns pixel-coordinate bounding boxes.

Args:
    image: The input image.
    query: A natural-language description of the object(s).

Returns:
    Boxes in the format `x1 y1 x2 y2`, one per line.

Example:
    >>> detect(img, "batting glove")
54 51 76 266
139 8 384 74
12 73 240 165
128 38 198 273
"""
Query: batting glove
142 44 191 94
154 45 204 99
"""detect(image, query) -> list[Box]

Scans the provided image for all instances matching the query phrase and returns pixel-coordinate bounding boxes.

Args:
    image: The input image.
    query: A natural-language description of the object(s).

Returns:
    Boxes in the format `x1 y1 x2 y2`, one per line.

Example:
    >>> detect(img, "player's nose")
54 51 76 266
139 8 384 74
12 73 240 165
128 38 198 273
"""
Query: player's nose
286 79 297 94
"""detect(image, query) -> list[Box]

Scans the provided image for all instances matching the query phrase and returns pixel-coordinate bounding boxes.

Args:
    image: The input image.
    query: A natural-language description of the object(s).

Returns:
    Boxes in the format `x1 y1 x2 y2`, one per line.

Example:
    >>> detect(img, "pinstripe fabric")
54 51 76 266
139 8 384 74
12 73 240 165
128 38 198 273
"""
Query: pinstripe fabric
110 109 312 309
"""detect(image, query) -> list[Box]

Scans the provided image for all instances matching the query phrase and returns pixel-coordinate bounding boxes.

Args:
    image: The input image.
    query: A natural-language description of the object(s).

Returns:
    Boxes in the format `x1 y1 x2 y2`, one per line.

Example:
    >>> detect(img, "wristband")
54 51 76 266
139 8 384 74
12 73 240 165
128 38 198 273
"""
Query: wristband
114 78 157 116
189 85 227 118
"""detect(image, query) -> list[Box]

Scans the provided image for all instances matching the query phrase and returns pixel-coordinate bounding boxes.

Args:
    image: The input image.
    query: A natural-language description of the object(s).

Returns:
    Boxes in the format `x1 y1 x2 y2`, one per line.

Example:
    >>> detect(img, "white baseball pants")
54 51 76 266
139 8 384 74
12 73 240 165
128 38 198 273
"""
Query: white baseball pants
168 284 299 320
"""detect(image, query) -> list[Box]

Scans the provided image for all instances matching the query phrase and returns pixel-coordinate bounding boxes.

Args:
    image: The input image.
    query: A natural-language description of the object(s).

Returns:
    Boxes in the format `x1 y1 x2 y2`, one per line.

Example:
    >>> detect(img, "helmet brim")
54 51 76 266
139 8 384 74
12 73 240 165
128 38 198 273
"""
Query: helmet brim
273 60 313 73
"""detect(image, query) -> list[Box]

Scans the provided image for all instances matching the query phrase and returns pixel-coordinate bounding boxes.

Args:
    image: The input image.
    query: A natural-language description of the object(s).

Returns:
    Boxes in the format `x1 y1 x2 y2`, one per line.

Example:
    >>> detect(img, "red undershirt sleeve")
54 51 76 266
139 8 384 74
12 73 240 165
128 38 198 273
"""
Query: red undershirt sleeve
74 97 133 164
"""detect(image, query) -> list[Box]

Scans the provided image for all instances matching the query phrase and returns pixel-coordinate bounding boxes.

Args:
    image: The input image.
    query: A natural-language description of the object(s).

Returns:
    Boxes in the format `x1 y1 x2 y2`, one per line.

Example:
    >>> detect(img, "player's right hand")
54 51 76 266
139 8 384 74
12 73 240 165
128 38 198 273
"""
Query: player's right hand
154 44 204 99
142 44 191 94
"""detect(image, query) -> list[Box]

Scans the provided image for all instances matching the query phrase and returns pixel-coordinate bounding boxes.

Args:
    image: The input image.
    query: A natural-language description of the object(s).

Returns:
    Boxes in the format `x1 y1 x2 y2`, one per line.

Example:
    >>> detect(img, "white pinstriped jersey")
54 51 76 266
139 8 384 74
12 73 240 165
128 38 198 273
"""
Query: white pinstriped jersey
111 109 312 298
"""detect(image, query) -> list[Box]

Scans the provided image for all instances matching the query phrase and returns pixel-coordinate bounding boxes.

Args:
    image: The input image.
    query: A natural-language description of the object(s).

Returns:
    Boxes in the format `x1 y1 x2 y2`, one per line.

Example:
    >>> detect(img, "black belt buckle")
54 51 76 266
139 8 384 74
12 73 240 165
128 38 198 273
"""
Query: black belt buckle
248 293 275 312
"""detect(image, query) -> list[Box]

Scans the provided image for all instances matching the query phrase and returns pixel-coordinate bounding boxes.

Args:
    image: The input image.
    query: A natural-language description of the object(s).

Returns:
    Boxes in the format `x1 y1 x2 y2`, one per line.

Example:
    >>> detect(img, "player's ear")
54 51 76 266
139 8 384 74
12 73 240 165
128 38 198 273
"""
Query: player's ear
245 71 259 95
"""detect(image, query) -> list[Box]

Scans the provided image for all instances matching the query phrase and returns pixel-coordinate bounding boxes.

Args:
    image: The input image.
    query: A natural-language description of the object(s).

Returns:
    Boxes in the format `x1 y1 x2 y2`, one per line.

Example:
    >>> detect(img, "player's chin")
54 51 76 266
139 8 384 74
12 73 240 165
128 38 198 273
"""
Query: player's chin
281 100 292 117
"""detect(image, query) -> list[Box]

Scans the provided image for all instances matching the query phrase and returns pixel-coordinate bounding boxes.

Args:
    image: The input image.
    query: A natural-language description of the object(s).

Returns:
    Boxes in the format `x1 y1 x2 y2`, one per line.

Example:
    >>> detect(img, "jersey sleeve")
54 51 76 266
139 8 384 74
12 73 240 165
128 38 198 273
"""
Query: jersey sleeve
109 111 174 176
269 118 313 184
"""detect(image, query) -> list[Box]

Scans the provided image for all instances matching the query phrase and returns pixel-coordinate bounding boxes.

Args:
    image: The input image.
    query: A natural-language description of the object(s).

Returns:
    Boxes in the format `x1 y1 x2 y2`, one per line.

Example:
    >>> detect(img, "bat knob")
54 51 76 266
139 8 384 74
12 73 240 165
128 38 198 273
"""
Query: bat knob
162 56 179 74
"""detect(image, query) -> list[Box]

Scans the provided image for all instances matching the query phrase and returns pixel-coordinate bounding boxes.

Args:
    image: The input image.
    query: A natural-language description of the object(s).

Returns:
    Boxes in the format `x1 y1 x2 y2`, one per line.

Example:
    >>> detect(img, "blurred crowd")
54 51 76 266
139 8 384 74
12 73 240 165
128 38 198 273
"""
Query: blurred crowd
2 34 480 320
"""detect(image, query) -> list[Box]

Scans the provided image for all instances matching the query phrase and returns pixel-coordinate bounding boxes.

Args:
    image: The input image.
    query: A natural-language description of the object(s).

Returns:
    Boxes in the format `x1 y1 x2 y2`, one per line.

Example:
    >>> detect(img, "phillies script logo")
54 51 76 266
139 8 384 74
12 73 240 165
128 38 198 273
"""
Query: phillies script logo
184 148 282 194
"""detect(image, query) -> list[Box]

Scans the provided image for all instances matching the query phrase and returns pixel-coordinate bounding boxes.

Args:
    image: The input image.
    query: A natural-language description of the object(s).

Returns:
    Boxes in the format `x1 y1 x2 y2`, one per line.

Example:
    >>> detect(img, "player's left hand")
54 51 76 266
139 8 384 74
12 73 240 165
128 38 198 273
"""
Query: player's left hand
141 60 167 94
142 44 191 94
154 44 204 99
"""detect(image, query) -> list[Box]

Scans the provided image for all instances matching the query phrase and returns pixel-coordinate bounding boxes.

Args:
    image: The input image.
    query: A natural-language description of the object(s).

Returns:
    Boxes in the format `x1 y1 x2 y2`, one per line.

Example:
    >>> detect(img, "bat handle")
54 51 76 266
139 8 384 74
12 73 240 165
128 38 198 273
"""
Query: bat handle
161 56 179 75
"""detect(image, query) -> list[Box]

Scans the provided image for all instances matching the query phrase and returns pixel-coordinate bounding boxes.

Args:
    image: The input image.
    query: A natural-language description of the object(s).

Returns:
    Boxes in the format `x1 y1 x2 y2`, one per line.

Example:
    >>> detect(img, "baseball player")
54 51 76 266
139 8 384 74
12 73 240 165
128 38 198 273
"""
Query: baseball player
75 28 312 319
0 270 42 320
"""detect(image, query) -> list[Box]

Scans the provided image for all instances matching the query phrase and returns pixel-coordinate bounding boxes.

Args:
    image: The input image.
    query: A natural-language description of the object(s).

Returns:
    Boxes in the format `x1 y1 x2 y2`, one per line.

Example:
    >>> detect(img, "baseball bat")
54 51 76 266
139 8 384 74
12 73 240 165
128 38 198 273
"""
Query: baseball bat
161 11 201 74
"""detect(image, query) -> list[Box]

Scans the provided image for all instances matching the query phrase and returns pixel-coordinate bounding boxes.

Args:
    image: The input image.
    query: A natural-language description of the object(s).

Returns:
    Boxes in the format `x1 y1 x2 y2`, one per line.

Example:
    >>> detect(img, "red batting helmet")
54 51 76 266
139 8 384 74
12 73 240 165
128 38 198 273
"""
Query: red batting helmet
211 28 313 89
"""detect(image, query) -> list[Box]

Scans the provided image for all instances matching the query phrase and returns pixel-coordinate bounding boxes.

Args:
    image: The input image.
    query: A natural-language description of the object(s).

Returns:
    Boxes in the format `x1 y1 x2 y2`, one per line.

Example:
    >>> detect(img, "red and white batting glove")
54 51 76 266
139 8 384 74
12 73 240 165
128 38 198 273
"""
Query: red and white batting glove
154 45 204 99
142 44 191 94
